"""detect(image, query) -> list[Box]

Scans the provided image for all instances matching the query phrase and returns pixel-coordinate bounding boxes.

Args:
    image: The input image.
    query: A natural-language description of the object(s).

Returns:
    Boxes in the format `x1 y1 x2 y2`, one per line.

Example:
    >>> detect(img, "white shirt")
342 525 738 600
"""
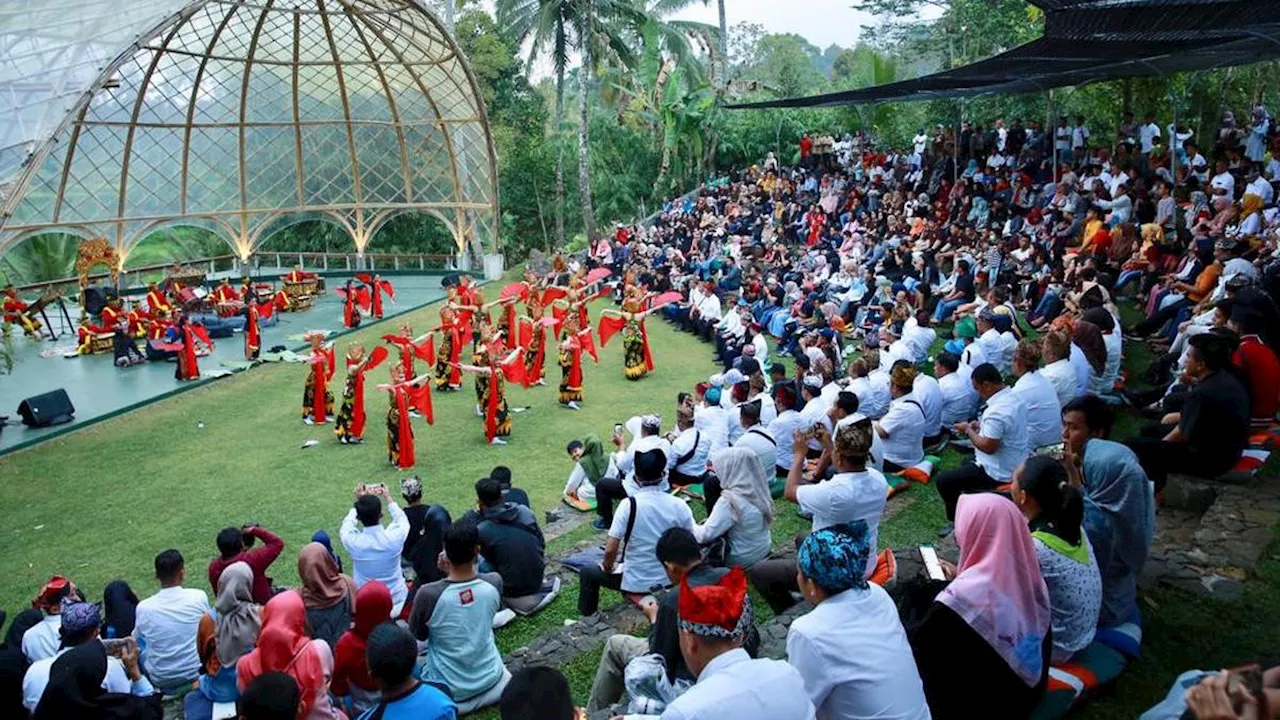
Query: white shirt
609 485 694 593
1013 371 1064 449
943 370 978 421
1139 122 1161 153
340 501 411 615
693 492 771 568
835 415 886 472
769 410 807 472
878 394 926 468
661 649 815 720
796 470 889 579
615 434 674 494
564 463 598 502
750 392 778 426
135 586 211 686
693 292 722 321
670 426 711 477
849 372 891 420
734 425 778 480
976 328 1006 373
1068 343 1092 397
750 333 769 364
1099 330 1123 394
1211 171 1235 198
912 373 944 437
1246 176 1274 205
23 643 156 712
21 616 61 663
1072 125 1089 149
960 341 988 377
1041 358 1080 408
787 586 931 720
975 387 1030 482
800 394 831 451
694 404 730 454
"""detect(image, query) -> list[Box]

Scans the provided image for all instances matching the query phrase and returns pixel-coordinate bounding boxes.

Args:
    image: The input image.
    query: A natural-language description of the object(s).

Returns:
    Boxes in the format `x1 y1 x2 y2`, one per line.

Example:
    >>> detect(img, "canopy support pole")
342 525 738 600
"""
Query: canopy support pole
953 100 961 185
1049 88 1057 182
1169 78 1178 189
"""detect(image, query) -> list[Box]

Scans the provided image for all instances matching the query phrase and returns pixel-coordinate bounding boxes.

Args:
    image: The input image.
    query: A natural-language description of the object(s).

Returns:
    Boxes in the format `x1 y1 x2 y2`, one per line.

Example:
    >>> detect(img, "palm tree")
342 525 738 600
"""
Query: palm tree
496 0 637 245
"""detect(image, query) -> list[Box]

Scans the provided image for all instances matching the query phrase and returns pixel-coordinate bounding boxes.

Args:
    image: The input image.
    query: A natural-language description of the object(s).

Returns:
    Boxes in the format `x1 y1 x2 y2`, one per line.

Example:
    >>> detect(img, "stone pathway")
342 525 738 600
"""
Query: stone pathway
1143 473 1280 600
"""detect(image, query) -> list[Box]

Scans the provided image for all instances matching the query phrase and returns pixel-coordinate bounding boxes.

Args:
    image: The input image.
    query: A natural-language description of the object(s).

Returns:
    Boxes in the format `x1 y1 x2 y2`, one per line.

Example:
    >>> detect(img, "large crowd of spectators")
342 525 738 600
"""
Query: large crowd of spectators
5 105 1280 720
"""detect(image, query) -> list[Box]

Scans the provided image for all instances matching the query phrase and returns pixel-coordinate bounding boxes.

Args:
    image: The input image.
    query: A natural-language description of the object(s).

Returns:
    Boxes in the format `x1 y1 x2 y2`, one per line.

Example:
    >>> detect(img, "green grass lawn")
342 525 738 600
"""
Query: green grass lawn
2 292 1278 719
0 291 720 614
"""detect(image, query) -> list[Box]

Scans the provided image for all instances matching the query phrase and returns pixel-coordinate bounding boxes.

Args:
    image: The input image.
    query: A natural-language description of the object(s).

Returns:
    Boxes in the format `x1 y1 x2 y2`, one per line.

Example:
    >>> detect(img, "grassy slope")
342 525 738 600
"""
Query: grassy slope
3 295 1278 719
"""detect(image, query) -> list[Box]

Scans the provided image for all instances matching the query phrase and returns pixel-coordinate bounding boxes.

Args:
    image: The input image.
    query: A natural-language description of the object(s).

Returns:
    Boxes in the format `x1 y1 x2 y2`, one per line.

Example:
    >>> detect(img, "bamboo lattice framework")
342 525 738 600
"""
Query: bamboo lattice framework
0 0 499 261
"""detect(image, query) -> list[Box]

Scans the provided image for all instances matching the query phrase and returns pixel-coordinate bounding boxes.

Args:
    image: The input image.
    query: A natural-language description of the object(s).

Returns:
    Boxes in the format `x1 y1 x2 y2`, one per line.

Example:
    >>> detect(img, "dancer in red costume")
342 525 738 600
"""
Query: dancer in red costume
516 293 551 386
302 332 336 424
356 273 395 319
377 365 434 468
598 286 682 380
244 297 273 360
557 314 597 409
382 324 434 383
454 325 526 445
337 279 370 329
174 314 213 381
431 307 465 391
334 344 389 445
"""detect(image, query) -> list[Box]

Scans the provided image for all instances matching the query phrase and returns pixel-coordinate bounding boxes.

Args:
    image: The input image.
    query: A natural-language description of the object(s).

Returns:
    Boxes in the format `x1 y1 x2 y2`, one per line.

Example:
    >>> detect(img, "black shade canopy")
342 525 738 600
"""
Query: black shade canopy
727 1 1280 110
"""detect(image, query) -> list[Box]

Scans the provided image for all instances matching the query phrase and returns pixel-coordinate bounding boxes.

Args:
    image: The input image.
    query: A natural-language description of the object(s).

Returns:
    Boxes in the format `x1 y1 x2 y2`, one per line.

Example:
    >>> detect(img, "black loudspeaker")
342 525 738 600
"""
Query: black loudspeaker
83 287 110 315
17 389 75 428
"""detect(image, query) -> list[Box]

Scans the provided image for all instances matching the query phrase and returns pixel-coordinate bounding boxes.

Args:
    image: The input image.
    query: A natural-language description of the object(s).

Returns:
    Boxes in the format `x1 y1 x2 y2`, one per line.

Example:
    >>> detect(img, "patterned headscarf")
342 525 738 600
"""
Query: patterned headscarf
59 601 100 634
798 521 872 595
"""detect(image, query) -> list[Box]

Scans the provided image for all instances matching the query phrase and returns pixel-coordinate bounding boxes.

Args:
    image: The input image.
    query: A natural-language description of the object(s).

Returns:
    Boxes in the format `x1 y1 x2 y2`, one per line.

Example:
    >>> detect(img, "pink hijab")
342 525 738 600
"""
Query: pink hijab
939 494 1051 687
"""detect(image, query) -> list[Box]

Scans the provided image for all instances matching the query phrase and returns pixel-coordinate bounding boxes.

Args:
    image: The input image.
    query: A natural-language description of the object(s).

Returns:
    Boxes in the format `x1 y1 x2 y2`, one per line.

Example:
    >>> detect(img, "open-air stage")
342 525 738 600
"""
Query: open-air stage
0 273 454 455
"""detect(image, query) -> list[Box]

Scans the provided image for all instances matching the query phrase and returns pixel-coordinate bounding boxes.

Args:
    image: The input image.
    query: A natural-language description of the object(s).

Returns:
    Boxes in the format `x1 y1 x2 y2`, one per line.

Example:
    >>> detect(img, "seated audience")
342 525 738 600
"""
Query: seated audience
297 542 357 653
32 641 162 720
1125 330 1249 490
356 623 455 719
340 484 410 616
787 521 930 720
237 592 346 720
490 466 531 509
905 494 1052 720
332 582 393 716
466 477 548 614
408 522 509 714
1011 456 1102 663
660 568 814 720
501 666 576 720
577 447 695 616
750 420 888 614
1011 339 1064 449
935 363 1030 522
935 352 978 426
210 524 285 606
134 549 210 692
23 577 78 663
730 399 777 489
876 362 927 472
1228 306 1280 429
23 601 156 712
596 415 672 530
1061 396 1154 628
586 527 760 714
102 580 139 639
187 562 259 720
0 609 42 718
398 478 452 588
1040 330 1081 407
692 447 773 568
237 672 301 720
564 436 610 505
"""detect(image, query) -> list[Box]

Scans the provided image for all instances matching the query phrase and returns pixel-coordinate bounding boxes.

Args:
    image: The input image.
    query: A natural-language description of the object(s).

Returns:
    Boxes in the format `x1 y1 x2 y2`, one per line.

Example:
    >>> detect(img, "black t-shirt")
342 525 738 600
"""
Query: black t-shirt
1180 370 1250 474
954 272 976 302
402 504 431 559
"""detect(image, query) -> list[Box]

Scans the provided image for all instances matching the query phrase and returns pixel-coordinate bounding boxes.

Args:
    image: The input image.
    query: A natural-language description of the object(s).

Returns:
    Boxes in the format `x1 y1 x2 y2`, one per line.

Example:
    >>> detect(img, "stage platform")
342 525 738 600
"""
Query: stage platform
0 274 453 455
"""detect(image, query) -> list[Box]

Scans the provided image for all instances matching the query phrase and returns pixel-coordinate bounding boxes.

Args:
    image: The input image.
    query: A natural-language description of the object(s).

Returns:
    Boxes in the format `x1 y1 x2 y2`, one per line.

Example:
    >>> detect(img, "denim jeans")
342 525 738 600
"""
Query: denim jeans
932 298 964 323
